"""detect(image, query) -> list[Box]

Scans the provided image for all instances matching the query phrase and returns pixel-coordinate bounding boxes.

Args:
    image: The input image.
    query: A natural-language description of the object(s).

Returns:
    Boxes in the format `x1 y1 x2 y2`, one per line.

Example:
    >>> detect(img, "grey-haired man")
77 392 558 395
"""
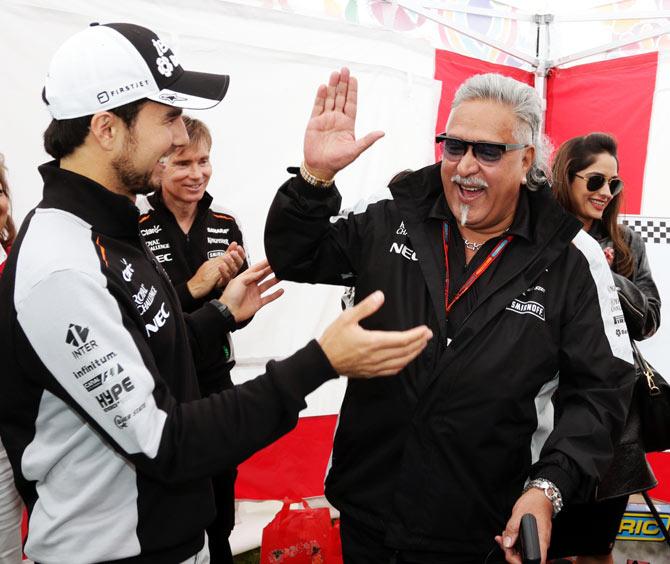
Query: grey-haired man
265 68 635 563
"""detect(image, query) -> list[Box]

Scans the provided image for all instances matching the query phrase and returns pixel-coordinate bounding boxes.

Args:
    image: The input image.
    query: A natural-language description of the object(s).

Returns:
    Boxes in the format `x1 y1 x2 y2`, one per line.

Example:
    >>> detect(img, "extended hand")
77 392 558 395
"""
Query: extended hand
495 488 553 564
219 259 283 322
318 291 432 377
303 67 385 180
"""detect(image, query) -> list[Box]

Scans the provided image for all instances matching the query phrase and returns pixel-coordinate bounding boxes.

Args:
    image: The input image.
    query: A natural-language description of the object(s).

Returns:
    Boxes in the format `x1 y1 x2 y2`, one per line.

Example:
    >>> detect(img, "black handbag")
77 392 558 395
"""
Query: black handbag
632 341 670 453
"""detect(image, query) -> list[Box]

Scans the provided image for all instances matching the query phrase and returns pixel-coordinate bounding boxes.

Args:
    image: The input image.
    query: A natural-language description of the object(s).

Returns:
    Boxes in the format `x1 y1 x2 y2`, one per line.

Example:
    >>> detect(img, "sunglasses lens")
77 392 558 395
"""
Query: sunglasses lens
443 138 467 160
474 143 504 163
586 175 606 192
609 178 623 196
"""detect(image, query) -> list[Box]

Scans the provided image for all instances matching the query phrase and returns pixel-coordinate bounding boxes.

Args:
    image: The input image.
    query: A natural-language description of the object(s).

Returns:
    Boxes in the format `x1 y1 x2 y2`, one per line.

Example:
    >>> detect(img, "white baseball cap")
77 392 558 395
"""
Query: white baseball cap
43 22 230 120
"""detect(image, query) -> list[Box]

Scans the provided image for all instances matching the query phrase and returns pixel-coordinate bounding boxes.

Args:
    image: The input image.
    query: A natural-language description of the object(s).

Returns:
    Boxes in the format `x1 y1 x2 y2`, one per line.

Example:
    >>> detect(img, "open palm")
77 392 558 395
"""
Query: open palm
303 67 384 179
220 260 283 322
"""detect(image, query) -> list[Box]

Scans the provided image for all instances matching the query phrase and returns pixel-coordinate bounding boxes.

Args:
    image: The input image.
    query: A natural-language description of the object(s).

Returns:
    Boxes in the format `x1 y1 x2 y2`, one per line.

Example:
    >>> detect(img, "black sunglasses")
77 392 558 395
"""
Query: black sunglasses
574 173 623 196
435 134 528 164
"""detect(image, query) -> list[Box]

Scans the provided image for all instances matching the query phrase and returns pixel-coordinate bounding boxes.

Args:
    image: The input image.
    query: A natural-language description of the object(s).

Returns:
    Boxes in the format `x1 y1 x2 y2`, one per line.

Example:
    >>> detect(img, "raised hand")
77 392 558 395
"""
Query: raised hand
303 67 385 181
219 259 283 322
318 291 432 377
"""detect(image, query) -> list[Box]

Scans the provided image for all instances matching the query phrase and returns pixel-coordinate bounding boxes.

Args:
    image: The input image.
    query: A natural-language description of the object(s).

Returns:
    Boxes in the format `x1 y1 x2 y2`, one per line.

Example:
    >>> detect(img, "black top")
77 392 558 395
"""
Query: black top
138 190 247 313
264 163 636 557
0 162 336 563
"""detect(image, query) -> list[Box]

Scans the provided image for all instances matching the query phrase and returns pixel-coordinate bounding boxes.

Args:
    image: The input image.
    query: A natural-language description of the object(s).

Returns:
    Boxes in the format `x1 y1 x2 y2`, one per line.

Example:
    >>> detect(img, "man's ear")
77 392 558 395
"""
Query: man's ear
89 112 124 152
522 145 535 174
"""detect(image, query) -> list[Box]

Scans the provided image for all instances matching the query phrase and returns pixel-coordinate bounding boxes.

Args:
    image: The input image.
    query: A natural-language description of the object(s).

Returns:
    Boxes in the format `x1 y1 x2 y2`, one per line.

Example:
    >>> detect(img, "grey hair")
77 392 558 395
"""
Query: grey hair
448 73 551 190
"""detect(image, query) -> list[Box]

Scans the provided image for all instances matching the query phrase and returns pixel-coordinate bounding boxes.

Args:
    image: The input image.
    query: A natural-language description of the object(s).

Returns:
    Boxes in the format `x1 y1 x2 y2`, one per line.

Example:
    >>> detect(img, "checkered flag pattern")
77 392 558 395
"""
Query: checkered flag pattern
621 216 670 245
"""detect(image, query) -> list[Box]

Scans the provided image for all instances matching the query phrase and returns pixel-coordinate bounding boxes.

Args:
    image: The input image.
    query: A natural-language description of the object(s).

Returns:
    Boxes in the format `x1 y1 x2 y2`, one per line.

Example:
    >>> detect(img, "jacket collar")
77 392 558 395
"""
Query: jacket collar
39 161 141 239
388 162 582 363
587 219 608 242
389 162 577 247
148 189 214 219
425 181 533 242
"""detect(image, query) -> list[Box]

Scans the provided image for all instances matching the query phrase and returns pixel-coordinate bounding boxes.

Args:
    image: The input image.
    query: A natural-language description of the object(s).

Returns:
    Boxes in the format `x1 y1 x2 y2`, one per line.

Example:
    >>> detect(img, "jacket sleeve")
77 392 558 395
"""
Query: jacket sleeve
613 227 661 341
183 301 235 366
264 174 367 285
174 280 200 313
530 235 636 503
15 268 337 484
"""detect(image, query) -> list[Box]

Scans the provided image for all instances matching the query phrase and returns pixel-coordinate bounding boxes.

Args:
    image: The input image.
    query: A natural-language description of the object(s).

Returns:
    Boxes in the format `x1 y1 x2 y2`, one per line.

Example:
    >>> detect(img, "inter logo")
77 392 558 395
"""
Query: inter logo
66 324 98 358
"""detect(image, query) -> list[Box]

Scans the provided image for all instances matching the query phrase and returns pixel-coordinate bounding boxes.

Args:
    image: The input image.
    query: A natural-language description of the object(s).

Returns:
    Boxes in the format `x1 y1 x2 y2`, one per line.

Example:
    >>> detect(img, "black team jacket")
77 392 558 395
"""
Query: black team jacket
136 191 247 314
264 163 635 559
136 191 247 396
0 162 336 564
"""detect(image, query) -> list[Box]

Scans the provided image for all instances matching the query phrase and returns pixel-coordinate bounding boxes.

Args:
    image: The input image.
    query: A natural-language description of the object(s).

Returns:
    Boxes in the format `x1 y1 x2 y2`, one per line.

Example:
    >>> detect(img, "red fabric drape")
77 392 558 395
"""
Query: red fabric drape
545 52 658 215
648 452 670 502
434 50 534 161
236 415 338 499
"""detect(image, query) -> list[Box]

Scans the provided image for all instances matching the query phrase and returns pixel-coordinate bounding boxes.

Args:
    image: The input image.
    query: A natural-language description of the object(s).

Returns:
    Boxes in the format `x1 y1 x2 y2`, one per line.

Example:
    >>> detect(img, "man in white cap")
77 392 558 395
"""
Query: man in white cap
0 24 433 563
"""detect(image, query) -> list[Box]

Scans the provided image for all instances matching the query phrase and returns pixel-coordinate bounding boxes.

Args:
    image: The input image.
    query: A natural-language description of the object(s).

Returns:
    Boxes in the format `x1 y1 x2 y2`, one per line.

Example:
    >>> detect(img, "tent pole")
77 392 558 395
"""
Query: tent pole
534 13 553 136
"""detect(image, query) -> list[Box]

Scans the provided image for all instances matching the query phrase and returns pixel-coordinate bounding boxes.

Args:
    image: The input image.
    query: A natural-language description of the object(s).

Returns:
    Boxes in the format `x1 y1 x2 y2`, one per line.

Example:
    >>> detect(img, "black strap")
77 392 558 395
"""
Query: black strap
641 490 670 547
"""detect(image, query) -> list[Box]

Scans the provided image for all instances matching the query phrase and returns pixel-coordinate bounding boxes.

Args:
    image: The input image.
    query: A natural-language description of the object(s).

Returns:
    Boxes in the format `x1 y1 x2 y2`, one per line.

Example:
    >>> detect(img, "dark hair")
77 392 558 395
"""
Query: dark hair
551 132 633 278
43 99 149 160
0 153 16 249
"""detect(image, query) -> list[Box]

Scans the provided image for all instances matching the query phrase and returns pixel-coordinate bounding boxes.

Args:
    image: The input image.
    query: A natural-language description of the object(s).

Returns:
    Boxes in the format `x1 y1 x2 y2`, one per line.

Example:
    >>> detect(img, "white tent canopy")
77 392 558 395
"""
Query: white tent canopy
3 0 670 555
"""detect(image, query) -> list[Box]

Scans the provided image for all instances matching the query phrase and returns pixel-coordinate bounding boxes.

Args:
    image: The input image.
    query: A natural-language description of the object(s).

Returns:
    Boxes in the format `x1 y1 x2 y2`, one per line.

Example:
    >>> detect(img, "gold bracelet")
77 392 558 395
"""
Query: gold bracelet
300 162 335 188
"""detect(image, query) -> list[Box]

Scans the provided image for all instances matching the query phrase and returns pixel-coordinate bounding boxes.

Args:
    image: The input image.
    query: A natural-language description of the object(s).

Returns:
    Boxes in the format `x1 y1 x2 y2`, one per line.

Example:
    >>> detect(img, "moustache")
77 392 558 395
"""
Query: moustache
451 175 488 189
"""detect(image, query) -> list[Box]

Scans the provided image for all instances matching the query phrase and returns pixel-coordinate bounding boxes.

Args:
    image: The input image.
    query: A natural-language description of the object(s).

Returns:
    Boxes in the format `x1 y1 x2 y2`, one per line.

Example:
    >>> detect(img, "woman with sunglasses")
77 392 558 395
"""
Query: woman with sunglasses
548 132 660 564
0 153 23 563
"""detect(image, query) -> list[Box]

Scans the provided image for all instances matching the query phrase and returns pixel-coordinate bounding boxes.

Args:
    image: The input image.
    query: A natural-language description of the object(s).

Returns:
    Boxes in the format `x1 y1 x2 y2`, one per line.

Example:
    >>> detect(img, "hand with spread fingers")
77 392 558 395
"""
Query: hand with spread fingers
495 488 553 564
318 291 433 377
219 259 283 322
303 67 385 181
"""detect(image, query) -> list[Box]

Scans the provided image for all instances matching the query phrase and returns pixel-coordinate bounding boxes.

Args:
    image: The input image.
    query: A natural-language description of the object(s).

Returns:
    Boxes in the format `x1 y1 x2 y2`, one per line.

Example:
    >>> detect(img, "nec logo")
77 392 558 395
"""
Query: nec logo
145 303 171 337
66 324 98 358
155 253 172 263
95 376 135 412
389 242 418 262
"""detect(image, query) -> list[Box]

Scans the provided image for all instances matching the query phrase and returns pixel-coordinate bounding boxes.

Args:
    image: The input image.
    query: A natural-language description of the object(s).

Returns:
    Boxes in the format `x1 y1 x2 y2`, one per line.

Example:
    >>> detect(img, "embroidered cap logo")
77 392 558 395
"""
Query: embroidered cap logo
151 38 179 78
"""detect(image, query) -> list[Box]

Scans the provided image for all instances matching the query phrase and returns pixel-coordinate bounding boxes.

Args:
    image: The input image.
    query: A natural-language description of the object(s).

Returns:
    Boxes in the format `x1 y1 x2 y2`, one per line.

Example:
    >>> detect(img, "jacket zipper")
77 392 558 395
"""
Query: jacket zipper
617 290 644 320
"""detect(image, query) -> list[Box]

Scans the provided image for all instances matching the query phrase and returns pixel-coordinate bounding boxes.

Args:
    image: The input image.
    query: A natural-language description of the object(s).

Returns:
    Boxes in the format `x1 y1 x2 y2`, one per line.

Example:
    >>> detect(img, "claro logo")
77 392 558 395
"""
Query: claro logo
145 303 171 337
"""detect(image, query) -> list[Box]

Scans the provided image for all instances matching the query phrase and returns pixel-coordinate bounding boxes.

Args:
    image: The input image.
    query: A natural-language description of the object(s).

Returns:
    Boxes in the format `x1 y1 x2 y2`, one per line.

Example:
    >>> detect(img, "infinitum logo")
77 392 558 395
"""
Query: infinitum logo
66 324 98 358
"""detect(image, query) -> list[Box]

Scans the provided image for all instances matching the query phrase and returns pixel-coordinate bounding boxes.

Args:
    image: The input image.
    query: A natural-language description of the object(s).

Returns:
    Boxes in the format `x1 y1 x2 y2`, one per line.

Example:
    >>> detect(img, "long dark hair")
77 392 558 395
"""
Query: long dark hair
551 132 633 278
0 153 16 250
